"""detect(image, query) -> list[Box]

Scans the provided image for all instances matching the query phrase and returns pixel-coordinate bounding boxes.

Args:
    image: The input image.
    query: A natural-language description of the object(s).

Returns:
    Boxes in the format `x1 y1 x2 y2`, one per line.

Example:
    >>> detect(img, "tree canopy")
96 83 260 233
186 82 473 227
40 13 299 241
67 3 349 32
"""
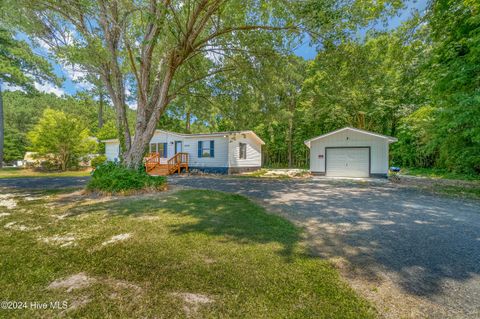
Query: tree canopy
28 108 97 170
1 0 478 175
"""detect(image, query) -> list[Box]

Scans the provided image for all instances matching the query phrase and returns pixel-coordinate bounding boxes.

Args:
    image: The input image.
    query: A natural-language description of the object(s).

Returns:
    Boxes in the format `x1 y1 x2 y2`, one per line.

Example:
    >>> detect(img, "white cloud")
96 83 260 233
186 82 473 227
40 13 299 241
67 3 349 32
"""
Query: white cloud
127 100 137 110
34 82 65 97
61 62 94 91
3 82 26 92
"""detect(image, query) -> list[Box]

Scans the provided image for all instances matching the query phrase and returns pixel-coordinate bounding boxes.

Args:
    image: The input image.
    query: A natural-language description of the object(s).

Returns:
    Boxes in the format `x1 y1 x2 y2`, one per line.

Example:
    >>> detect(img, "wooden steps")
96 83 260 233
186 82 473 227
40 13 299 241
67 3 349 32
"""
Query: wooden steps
148 164 169 176
145 152 189 176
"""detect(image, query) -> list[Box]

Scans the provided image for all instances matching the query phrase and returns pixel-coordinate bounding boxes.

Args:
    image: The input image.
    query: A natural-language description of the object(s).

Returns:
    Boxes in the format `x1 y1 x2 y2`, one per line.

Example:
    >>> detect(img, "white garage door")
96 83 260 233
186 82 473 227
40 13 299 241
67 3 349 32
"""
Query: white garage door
326 148 369 177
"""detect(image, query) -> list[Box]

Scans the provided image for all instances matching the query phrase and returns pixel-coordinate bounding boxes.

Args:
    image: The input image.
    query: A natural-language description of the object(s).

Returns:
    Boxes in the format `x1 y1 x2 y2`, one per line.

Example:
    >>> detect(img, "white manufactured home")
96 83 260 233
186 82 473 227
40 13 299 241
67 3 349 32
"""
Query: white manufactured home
103 130 264 175
304 127 397 178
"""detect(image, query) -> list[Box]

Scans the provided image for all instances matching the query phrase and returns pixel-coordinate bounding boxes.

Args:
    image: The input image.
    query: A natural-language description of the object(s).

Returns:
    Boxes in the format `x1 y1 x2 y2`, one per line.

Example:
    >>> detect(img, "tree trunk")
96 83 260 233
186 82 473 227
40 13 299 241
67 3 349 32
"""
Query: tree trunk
185 111 191 133
0 80 4 169
98 91 104 128
122 61 177 169
287 98 295 168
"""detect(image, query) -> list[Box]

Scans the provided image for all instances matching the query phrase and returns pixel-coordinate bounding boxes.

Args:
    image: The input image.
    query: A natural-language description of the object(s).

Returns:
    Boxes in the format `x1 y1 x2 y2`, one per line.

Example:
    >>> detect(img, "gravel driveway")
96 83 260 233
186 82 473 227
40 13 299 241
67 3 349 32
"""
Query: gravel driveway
169 176 480 318
0 177 90 190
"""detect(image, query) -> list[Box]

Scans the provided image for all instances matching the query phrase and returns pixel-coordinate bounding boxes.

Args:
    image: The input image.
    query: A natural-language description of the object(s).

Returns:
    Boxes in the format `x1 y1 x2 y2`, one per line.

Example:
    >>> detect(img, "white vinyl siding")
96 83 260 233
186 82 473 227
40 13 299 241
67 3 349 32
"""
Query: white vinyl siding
228 133 262 168
105 142 120 162
189 136 228 167
309 129 389 175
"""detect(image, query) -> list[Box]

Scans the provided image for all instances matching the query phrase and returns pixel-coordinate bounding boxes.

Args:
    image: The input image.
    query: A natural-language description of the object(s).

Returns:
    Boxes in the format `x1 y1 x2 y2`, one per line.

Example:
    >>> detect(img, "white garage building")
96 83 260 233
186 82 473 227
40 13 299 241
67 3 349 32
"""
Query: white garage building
304 127 397 178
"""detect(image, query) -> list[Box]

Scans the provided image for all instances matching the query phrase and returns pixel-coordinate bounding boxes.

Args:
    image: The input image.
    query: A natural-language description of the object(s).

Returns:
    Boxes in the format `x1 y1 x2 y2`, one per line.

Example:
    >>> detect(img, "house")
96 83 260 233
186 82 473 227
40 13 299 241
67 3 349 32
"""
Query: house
304 127 397 178
103 130 265 175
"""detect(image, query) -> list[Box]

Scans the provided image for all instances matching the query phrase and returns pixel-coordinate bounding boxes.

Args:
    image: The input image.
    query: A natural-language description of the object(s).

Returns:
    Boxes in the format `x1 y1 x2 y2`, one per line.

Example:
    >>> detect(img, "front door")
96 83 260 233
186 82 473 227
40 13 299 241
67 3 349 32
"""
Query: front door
175 141 183 154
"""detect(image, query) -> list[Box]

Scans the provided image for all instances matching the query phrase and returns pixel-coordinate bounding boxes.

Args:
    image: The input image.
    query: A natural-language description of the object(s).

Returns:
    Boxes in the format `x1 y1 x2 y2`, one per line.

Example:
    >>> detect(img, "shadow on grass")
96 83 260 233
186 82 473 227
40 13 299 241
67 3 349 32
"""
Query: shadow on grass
65 189 302 260
169 176 480 302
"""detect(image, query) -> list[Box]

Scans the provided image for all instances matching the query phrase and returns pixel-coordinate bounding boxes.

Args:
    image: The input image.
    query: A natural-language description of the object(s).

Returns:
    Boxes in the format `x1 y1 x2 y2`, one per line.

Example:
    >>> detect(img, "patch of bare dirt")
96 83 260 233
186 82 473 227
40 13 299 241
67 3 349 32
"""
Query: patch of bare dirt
40 234 77 247
170 292 214 317
3 221 41 231
67 296 91 311
101 233 132 246
48 272 143 313
0 194 17 209
48 273 97 292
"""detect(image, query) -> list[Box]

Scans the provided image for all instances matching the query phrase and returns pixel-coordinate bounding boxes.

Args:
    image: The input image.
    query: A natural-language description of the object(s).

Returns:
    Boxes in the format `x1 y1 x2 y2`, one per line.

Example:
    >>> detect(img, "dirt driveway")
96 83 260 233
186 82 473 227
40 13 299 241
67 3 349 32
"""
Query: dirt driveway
169 176 480 319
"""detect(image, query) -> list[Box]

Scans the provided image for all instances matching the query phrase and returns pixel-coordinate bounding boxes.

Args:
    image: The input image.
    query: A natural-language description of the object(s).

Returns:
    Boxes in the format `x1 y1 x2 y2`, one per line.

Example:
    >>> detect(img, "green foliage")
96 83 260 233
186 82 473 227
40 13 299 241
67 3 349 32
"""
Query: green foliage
87 162 166 194
393 0 480 175
424 0 480 174
28 109 97 170
391 106 437 167
401 167 479 181
0 28 57 88
90 155 107 168
2 91 132 162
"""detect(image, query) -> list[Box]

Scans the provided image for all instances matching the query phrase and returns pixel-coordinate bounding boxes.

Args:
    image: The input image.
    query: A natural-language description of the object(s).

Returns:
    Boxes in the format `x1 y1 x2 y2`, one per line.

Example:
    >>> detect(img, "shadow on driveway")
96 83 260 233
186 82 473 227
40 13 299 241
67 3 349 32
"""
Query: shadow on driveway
169 176 480 318
0 177 90 190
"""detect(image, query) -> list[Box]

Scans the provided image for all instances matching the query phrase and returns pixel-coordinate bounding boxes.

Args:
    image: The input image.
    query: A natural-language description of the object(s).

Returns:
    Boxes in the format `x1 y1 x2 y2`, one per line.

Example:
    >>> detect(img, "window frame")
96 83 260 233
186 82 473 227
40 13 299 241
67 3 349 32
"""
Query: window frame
201 142 212 158
239 142 247 160
198 140 214 158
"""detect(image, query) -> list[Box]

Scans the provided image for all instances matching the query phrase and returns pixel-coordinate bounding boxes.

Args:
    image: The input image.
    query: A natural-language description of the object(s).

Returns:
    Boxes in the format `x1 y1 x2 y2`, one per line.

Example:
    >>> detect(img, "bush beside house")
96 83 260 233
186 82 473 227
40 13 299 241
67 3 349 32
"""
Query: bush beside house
87 162 167 194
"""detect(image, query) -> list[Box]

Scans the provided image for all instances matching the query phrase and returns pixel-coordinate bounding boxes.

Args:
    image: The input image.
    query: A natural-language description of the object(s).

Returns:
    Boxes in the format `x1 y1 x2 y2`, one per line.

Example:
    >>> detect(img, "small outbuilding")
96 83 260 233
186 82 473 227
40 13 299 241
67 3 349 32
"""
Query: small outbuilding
304 127 397 178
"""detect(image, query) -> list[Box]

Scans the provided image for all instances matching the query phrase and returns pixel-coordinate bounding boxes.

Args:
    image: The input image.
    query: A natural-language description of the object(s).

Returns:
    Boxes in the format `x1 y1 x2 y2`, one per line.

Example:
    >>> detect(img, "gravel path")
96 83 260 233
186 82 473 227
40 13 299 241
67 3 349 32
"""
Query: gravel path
169 176 480 318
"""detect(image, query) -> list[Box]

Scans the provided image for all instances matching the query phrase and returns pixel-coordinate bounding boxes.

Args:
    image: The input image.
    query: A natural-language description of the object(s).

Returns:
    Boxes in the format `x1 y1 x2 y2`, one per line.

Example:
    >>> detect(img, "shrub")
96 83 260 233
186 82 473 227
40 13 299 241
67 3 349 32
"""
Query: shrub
91 155 107 168
87 162 167 194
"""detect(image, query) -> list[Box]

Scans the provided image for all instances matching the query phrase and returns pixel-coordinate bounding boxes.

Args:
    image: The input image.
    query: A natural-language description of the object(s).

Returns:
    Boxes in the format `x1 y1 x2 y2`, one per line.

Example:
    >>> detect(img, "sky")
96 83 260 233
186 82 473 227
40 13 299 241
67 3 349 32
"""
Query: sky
8 0 428 98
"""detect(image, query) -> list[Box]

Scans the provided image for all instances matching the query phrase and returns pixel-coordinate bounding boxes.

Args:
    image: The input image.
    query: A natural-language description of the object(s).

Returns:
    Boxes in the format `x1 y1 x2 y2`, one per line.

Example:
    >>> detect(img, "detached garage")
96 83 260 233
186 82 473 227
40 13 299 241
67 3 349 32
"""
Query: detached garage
304 127 397 178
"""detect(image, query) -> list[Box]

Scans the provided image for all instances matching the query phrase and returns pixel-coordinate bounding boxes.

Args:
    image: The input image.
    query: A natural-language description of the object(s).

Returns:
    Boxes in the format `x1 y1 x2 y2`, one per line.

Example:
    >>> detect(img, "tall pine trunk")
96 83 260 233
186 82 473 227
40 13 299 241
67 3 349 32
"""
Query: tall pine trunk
98 91 104 128
185 111 191 133
287 98 295 168
0 80 4 168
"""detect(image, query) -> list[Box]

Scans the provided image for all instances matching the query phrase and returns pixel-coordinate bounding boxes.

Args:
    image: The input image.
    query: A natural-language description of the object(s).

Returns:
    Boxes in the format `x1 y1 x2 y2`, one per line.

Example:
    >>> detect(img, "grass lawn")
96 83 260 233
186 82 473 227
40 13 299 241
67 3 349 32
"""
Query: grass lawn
0 189 374 318
401 167 479 181
398 168 480 200
0 168 91 179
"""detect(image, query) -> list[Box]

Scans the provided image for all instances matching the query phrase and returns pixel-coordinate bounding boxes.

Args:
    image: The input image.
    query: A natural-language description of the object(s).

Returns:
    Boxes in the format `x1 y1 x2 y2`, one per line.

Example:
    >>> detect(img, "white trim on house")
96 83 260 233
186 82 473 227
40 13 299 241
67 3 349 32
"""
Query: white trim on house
304 127 397 148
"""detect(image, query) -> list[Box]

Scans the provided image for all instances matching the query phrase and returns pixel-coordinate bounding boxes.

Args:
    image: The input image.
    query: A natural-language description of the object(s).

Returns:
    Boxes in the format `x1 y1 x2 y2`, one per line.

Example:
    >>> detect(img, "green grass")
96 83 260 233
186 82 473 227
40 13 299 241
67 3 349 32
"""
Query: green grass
401 167 479 181
0 189 374 318
433 185 480 200
0 167 91 179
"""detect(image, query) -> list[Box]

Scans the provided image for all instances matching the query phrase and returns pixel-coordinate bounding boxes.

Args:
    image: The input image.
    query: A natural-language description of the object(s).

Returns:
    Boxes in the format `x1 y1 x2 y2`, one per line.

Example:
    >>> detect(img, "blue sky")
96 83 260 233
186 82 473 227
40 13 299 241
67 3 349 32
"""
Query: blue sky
294 0 428 60
10 0 427 98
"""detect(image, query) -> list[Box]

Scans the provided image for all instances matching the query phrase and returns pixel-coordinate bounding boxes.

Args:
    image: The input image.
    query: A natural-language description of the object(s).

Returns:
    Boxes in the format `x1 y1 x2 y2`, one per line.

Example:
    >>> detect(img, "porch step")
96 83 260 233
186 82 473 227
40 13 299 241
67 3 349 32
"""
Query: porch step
147 164 169 176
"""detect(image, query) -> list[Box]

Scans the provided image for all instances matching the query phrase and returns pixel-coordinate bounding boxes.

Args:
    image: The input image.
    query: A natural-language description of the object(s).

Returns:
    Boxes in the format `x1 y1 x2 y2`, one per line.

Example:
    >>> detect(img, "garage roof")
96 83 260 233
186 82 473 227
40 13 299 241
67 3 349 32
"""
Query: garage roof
304 127 398 148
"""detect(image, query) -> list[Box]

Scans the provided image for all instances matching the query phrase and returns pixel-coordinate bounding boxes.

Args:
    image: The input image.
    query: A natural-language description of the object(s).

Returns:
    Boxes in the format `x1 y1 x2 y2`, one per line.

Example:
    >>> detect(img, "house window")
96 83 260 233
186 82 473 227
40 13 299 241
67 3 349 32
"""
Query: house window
198 140 214 158
150 143 168 158
149 143 156 153
239 143 247 159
